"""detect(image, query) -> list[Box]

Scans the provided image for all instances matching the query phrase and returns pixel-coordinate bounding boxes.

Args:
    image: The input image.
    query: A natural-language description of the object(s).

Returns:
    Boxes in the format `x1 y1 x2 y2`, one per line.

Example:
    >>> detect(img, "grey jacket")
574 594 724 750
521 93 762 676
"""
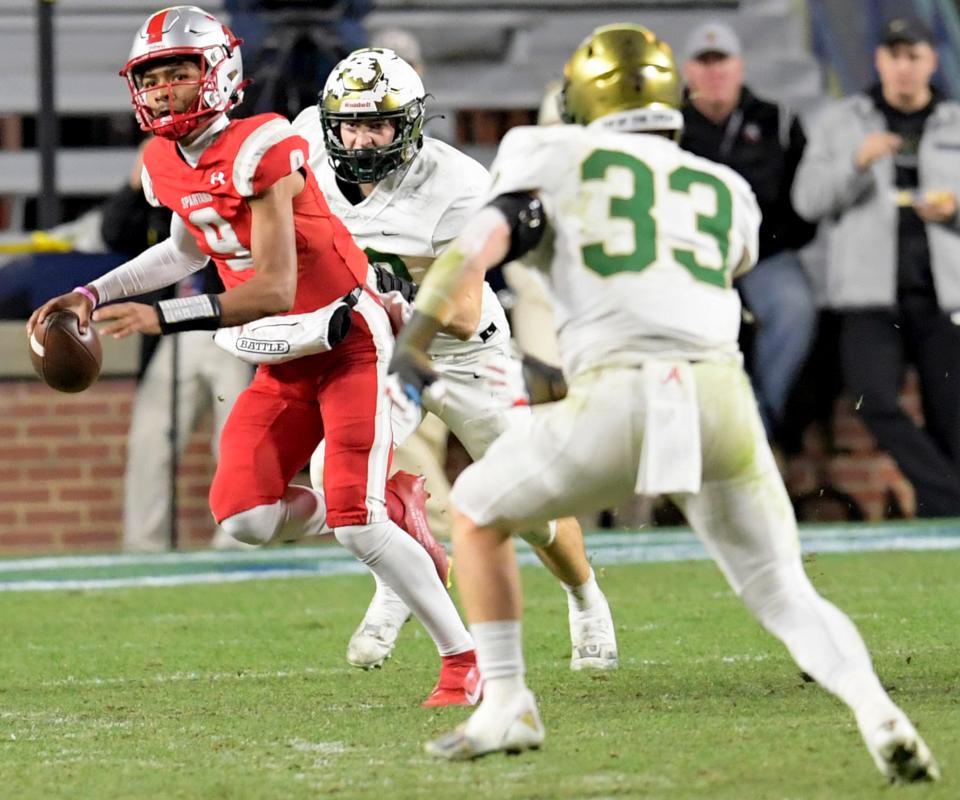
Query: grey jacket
792 93 960 311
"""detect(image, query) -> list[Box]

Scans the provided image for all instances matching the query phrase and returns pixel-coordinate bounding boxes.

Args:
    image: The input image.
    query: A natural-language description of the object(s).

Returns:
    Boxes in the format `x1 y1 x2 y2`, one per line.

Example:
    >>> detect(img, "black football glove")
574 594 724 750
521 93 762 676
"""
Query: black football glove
374 264 418 303
387 345 437 406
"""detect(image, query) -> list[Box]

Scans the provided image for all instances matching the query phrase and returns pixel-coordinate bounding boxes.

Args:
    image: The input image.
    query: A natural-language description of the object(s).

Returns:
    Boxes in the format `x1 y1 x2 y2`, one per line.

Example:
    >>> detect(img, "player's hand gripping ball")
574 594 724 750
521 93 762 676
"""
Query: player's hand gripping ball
29 310 102 393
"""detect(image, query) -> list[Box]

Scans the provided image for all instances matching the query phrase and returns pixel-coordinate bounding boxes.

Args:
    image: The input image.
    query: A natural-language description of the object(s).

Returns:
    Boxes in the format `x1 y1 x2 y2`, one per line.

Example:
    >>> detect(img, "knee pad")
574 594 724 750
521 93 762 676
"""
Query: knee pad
309 441 326 490
334 522 393 565
518 519 556 548
220 502 283 546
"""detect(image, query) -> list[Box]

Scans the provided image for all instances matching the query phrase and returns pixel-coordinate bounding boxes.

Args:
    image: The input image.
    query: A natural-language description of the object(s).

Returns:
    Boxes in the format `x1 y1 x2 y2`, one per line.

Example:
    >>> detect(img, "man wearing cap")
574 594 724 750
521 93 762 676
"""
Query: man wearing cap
794 17 960 516
680 21 818 444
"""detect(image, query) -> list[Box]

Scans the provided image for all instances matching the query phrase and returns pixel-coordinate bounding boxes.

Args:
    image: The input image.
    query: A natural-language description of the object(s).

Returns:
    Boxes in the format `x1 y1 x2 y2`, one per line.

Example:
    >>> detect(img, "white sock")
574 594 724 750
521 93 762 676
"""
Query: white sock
562 568 604 614
472 620 526 702
336 521 473 656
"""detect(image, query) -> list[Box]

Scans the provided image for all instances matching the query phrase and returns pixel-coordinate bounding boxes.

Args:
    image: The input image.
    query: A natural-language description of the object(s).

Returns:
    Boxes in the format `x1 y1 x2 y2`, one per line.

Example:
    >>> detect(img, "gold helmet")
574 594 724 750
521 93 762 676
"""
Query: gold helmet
320 48 426 184
560 23 682 134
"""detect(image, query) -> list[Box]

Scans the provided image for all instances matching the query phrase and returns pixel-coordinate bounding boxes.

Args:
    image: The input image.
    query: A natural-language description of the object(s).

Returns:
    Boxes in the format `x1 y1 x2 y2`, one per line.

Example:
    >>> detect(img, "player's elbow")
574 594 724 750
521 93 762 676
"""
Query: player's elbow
260 274 297 314
445 307 482 340
446 318 478 341
264 290 295 315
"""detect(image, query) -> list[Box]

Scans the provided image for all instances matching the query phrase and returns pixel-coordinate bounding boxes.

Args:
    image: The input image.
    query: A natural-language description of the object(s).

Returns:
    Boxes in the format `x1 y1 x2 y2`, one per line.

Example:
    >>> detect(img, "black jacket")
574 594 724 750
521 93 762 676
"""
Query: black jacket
681 87 817 261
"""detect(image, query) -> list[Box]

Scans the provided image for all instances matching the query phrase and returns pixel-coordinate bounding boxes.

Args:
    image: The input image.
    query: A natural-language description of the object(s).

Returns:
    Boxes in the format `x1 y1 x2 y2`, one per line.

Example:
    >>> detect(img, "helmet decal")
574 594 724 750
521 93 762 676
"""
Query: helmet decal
319 48 426 184
145 10 170 45
121 5 246 140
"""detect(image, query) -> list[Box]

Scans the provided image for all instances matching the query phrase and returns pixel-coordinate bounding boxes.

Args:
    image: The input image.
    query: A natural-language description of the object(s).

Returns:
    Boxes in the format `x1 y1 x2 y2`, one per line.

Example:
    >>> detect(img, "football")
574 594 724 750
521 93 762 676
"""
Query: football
29 310 102 393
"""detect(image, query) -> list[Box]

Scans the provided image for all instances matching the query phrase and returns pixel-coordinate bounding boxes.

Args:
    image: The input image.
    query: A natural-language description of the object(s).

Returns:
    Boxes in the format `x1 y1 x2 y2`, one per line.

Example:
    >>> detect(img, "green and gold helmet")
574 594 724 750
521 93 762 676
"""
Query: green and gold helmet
560 23 682 134
320 48 426 184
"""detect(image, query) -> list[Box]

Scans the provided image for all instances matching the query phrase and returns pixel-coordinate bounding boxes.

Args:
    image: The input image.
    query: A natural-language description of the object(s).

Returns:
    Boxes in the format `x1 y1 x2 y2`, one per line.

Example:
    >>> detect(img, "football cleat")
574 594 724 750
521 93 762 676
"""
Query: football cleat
423 651 482 708
346 582 412 669
425 690 544 760
861 714 940 784
386 471 451 588
569 597 619 671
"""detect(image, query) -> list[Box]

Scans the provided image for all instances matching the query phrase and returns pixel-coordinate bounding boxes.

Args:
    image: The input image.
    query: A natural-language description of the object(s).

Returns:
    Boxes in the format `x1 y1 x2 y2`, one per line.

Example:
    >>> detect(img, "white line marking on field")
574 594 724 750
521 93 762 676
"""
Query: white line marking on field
0 566 368 592
33 667 323 690
0 546 356 572
1 530 959 593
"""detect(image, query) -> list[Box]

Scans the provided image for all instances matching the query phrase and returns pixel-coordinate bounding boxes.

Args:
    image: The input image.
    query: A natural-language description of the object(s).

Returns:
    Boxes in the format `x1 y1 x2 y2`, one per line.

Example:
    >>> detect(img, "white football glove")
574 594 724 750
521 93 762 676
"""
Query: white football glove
379 291 415 335
384 372 446 433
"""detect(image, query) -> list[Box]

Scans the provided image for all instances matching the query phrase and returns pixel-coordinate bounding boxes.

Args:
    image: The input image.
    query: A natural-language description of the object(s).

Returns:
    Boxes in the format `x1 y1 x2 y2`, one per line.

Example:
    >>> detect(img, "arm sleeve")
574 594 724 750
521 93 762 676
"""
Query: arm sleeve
487 192 547 266
89 214 210 303
232 117 309 197
792 103 874 222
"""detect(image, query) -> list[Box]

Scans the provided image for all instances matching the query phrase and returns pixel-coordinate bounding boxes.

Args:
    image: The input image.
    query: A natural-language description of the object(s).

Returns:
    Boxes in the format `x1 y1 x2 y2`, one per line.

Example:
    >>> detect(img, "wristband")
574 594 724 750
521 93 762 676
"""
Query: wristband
155 294 223 334
73 285 98 309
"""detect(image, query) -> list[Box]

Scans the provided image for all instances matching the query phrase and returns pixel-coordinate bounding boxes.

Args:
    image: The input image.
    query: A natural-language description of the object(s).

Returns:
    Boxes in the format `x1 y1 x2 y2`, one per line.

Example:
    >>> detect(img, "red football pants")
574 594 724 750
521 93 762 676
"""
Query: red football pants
209 298 394 528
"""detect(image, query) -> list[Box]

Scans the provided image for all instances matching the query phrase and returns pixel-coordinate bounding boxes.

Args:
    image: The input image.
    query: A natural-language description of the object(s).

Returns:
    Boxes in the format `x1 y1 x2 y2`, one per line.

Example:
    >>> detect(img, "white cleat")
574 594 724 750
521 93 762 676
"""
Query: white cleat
569 598 619 671
346 583 411 670
425 690 545 761
861 714 940 784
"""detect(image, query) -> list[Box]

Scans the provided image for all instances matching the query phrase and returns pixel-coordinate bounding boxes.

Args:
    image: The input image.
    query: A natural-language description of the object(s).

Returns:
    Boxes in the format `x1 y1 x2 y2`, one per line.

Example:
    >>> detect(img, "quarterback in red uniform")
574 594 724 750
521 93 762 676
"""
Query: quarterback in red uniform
27 5 477 706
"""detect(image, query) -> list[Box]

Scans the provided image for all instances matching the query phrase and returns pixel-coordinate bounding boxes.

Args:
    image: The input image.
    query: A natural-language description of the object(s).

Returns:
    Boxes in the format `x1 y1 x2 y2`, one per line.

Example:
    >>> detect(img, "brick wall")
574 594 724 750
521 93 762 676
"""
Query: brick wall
0 378 217 554
0 371 928 554
784 372 921 521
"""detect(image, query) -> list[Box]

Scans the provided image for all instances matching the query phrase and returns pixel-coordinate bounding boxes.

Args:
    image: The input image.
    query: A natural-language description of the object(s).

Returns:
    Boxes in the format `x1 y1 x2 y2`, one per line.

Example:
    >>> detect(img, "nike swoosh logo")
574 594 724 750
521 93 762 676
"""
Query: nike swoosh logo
380 231 400 237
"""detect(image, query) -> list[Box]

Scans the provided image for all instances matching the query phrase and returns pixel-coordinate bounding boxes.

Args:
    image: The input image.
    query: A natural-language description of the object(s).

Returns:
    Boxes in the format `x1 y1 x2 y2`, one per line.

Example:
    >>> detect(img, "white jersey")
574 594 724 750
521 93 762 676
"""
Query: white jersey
486 124 761 378
292 108 509 358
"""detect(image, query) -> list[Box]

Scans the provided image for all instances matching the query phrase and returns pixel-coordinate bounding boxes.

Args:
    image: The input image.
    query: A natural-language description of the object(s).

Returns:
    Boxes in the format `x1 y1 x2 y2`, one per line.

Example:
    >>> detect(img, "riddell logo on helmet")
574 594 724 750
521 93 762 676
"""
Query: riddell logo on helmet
341 100 378 112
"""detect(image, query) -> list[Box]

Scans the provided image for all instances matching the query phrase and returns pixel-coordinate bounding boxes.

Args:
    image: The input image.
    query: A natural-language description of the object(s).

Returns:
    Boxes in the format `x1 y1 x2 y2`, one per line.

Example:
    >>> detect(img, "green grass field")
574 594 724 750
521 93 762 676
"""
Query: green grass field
2 548 958 799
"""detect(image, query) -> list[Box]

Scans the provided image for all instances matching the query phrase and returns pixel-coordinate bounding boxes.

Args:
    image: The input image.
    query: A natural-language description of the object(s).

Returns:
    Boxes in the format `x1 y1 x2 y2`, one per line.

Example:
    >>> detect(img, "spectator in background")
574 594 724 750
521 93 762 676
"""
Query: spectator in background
227 0 372 118
793 16 960 517
680 21 818 441
99 145 253 551
369 27 424 75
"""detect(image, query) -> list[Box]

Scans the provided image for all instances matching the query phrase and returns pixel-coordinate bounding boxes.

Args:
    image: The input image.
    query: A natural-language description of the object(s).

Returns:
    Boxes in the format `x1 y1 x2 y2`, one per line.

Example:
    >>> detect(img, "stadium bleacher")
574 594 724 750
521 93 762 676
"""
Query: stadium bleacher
1 0 819 227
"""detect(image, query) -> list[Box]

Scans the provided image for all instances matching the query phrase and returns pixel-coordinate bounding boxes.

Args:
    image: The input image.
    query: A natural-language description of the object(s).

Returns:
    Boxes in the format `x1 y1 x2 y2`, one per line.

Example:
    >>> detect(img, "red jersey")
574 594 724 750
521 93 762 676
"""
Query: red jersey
141 113 368 312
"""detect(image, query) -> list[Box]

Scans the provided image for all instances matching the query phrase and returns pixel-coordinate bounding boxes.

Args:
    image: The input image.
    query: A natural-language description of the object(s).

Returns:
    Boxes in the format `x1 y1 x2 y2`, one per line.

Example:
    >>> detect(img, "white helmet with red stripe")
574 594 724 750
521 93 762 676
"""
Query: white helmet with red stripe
120 5 246 139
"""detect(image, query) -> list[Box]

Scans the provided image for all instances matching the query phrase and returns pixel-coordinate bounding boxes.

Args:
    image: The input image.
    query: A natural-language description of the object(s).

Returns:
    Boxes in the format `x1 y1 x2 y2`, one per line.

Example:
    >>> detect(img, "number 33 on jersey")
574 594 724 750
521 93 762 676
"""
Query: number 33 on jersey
486 124 761 370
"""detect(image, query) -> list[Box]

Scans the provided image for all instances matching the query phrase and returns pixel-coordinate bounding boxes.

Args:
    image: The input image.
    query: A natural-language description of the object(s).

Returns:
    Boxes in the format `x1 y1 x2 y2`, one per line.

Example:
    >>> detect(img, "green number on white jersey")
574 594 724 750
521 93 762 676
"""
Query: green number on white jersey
364 247 413 282
580 149 734 288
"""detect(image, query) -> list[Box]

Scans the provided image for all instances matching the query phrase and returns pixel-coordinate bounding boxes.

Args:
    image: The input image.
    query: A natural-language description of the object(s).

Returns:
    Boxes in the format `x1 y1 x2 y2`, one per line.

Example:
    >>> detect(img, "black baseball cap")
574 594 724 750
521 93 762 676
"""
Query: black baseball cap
881 16 933 47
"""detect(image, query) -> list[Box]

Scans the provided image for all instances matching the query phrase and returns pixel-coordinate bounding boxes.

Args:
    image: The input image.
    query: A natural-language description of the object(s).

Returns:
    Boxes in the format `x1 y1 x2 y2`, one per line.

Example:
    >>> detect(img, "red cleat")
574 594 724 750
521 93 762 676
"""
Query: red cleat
386 471 451 588
423 650 483 708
